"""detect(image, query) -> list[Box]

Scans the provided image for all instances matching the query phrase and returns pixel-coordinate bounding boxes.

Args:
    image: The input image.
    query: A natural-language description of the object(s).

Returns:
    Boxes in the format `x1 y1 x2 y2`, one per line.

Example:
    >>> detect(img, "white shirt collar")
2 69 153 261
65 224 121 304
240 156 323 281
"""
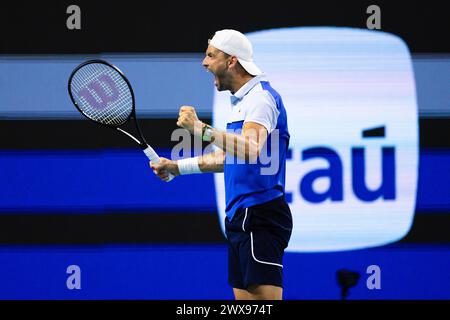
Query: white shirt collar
230 75 266 105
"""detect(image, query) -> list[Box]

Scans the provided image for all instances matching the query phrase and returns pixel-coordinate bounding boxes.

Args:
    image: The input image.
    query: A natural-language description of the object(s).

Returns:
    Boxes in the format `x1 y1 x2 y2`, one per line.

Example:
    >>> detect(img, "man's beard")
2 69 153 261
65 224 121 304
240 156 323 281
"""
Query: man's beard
212 66 232 92
215 73 230 92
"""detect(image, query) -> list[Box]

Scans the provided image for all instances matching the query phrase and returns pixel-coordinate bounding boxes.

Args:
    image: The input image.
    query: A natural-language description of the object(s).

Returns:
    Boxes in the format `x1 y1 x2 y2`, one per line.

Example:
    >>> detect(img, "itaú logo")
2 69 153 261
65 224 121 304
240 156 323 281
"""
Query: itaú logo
213 27 418 252
291 135 396 205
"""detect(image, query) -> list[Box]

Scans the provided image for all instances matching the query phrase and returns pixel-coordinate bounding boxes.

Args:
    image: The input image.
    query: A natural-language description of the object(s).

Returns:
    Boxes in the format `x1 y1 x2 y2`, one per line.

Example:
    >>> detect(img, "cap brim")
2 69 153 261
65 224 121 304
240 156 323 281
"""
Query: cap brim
237 58 263 76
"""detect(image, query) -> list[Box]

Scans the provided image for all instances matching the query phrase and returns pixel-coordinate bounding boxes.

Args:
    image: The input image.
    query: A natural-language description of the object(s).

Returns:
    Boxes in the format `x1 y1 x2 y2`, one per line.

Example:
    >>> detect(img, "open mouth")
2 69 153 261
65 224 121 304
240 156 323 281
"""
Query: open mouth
207 69 219 87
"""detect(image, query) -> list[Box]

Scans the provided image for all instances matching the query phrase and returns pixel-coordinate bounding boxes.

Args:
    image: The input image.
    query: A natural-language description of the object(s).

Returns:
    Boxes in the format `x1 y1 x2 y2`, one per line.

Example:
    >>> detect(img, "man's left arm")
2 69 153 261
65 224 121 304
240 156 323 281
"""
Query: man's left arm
177 106 268 162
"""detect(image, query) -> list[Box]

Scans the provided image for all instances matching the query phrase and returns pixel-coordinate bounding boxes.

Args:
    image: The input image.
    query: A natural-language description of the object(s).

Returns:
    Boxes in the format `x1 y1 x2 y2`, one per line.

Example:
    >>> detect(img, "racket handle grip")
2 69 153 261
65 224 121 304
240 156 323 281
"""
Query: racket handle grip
143 146 175 182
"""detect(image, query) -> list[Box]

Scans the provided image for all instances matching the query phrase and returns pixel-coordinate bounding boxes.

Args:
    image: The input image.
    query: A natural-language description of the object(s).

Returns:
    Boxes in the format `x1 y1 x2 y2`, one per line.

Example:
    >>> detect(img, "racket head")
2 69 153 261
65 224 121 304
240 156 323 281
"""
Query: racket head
68 60 136 128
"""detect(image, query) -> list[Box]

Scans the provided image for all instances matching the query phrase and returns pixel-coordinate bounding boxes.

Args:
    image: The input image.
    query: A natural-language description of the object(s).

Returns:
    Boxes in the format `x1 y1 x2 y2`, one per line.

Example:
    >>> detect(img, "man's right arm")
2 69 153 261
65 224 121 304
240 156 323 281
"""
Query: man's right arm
150 150 225 181
198 149 225 173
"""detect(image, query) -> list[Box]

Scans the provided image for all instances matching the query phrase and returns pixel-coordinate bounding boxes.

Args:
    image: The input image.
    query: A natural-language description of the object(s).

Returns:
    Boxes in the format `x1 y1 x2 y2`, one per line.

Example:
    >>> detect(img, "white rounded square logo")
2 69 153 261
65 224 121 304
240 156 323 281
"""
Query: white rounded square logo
213 27 418 252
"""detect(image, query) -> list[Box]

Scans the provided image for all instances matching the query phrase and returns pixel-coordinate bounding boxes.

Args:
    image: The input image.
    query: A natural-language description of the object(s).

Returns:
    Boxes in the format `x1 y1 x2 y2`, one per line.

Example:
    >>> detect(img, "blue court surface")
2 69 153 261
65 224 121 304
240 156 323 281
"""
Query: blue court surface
0 244 449 300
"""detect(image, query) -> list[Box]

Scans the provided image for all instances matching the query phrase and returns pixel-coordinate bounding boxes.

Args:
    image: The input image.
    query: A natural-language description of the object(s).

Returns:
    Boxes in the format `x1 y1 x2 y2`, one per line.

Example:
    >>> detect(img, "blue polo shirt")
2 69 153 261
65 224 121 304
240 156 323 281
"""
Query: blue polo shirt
224 75 290 220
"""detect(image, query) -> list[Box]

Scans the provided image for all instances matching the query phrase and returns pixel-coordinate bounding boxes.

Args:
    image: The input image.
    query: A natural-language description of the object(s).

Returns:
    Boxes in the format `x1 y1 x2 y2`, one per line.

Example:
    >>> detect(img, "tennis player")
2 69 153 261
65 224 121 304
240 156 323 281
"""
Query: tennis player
151 29 292 300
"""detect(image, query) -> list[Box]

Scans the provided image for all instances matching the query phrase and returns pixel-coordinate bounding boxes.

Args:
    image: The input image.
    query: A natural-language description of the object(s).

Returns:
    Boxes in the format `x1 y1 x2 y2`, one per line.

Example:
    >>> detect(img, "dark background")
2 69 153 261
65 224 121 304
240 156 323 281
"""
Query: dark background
1 0 449 53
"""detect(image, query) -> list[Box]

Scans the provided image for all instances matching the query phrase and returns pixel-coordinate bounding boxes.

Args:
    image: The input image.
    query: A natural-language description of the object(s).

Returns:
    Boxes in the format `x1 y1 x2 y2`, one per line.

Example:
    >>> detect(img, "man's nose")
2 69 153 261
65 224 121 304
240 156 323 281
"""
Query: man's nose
202 58 208 69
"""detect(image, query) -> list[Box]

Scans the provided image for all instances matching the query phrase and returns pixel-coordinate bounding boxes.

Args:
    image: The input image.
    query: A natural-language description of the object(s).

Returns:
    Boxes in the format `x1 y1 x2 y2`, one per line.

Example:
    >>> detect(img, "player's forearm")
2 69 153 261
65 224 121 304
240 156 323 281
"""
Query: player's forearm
209 128 260 162
198 150 225 173
176 150 224 174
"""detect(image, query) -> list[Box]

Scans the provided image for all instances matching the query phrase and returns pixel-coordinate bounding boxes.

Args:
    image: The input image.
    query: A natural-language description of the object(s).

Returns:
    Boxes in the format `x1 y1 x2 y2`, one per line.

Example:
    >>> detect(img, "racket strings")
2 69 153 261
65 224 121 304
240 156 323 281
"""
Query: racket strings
75 65 131 124
70 63 133 126
76 66 130 125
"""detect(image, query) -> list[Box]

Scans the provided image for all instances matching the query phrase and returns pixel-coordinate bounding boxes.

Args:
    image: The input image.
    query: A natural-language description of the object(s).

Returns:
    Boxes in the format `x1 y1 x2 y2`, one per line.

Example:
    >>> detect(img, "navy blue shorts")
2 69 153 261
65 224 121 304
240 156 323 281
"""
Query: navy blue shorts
225 195 293 290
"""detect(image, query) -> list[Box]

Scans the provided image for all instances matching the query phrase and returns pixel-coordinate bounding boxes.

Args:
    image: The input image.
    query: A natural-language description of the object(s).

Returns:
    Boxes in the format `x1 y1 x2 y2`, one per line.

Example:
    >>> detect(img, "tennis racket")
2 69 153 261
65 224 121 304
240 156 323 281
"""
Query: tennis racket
68 59 174 181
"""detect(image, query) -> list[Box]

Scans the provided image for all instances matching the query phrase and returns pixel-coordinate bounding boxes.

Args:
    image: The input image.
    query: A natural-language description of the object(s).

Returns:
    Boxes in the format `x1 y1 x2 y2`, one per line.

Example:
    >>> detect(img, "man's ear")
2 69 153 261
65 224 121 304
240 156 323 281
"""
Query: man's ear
228 56 239 68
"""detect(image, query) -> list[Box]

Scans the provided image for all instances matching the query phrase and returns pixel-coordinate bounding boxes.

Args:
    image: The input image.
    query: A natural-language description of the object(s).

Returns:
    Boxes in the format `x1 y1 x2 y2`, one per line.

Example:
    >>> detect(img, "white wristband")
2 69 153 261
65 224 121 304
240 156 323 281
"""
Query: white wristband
177 157 202 175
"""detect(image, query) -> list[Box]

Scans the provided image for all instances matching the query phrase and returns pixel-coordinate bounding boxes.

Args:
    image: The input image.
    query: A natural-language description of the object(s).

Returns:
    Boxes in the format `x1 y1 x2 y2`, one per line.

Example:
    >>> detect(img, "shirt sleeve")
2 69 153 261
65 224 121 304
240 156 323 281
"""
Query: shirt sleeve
243 91 280 133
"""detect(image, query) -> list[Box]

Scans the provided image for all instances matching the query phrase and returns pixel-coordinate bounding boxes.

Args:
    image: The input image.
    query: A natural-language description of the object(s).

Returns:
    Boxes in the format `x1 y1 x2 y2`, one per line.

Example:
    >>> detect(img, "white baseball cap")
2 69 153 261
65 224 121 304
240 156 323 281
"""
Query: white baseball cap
208 29 263 76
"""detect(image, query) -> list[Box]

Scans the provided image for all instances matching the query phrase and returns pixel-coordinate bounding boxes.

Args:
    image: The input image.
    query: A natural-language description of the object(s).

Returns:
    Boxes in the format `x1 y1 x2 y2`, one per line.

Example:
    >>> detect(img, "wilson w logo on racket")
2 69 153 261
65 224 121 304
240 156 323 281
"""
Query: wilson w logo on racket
68 59 174 181
77 74 120 110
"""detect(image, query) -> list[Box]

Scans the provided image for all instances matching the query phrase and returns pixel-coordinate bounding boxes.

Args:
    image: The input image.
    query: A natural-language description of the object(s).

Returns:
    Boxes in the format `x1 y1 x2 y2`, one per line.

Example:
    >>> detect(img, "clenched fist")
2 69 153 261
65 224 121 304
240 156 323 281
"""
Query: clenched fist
177 106 203 135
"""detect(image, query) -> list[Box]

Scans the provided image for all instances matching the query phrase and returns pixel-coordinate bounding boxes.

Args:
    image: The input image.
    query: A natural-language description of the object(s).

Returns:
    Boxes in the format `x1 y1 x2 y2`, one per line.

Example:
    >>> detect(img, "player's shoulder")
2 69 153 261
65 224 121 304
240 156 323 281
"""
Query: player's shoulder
245 82 277 107
259 80 283 101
